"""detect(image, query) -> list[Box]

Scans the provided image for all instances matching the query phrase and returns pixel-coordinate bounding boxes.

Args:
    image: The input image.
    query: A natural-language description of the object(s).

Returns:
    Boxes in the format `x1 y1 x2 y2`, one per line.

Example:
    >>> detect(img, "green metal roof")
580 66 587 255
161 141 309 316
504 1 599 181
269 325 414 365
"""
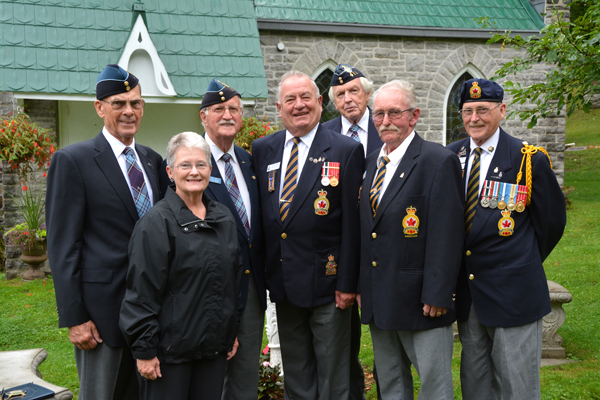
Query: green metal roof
255 0 546 32
0 0 268 99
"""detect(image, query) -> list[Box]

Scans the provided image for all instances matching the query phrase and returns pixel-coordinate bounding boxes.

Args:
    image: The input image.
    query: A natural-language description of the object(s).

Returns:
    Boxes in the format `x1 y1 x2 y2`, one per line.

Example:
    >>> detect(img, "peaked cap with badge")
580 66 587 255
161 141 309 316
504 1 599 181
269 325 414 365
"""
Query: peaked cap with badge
201 78 241 109
330 63 365 87
459 78 504 109
96 64 139 100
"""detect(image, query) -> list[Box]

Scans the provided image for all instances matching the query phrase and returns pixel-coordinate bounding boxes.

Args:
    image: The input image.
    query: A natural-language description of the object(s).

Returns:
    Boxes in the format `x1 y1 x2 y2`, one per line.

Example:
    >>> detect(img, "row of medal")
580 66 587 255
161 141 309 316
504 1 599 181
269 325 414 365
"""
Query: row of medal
481 180 528 213
321 162 340 187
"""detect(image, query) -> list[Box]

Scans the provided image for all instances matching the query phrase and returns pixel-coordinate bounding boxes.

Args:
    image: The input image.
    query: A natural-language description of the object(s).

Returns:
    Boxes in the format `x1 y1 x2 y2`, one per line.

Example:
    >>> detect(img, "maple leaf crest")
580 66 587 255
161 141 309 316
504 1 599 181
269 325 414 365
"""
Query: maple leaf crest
502 220 512 228
406 218 416 227
318 200 326 208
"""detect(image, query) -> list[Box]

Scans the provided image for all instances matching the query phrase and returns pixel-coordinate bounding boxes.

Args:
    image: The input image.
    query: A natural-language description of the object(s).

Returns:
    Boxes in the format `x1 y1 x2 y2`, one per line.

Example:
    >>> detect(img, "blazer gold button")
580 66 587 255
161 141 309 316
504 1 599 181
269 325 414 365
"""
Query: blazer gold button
281 233 287 239
466 250 472 256
249 244 252 248
252 176 256 179
245 270 250 275
469 274 475 280
372 261 377 267
372 233 377 239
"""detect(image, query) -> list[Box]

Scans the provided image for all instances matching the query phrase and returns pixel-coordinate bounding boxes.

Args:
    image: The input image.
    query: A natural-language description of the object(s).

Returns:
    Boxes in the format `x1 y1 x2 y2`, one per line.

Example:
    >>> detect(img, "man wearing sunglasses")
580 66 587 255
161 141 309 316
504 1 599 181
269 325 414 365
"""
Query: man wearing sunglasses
446 78 566 399
46 64 162 400
358 80 464 399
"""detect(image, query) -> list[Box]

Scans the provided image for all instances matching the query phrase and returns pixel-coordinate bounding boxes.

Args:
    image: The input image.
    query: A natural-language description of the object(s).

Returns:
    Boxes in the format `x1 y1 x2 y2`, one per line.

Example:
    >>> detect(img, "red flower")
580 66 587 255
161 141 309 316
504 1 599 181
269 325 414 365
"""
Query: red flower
22 186 28 191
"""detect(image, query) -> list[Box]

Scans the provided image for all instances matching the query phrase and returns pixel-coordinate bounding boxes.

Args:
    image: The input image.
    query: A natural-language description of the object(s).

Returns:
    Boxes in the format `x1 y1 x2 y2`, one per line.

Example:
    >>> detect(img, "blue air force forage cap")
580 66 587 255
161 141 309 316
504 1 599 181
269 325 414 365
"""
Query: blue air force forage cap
330 64 365 87
459 78 504 110
200 79 241 109
96 64 139 100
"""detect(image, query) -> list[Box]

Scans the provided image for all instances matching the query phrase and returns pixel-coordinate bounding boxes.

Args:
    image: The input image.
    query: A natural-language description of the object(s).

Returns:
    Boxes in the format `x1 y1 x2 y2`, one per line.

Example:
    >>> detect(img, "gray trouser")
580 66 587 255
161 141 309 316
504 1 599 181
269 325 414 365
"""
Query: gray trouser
222 274 266 400
74 343 138 400
369 322 454 400
458 304 543 400
277 299 352 400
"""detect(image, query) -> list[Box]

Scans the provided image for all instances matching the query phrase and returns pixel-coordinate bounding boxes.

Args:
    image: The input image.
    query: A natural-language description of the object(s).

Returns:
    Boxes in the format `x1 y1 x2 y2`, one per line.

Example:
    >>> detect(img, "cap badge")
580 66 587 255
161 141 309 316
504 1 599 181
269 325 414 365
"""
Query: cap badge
469 81 481 99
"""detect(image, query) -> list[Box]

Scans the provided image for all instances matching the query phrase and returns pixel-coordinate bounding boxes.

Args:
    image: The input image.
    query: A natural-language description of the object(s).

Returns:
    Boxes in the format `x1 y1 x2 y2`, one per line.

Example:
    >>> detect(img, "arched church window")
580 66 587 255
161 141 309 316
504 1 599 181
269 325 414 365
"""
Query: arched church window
314 69 340 123
446 71 474 144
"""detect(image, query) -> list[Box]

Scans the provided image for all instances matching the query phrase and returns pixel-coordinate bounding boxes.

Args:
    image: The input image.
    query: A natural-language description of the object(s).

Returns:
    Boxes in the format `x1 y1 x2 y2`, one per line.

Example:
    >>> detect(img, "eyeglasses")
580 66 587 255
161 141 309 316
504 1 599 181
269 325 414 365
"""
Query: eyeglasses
372 108 415 123
458 104 501 119
206 106 242 116
102 99 145 111
176 162 210 171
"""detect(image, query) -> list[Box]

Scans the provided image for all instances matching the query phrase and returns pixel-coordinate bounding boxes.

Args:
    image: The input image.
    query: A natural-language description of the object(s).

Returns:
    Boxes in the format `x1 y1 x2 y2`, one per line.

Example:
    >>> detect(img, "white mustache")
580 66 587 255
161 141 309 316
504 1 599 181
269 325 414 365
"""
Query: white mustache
218 119 236 125
379 124 400 133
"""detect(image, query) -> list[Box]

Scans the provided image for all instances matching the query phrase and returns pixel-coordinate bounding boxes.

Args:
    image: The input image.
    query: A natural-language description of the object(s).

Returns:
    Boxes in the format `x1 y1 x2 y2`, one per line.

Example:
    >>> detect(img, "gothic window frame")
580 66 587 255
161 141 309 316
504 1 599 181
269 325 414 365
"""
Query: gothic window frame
311 60 341 124
443 64 484 146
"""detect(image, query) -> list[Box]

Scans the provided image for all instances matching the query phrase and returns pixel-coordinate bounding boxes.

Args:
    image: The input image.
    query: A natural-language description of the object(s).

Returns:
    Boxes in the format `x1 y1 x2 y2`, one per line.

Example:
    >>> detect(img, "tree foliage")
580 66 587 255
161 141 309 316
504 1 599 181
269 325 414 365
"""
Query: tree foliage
477 0 600 128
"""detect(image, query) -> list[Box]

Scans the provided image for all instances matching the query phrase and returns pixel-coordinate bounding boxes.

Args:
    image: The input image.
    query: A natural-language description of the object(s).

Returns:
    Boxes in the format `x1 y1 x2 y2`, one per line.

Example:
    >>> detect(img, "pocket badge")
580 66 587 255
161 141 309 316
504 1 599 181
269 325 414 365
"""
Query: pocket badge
314 190 329 216
402 206 419 238
325 255 337 275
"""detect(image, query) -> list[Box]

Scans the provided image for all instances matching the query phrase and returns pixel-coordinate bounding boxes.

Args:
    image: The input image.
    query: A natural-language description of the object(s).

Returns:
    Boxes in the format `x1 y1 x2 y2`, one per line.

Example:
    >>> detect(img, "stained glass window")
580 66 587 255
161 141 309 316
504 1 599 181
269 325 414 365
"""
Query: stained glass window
314 69 340 123
446 72 474 145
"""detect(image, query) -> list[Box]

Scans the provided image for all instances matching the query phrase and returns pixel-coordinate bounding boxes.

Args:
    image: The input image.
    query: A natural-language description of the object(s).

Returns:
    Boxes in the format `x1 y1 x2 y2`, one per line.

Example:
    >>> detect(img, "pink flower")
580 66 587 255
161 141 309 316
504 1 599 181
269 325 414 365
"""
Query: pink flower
263 361 271 367
262 345 270 355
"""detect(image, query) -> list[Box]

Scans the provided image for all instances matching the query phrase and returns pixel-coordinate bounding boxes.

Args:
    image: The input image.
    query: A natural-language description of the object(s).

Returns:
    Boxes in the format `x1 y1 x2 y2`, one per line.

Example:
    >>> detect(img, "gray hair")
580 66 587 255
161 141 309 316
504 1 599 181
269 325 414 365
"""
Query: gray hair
372 80 417 109
166 132 212 169
327 76 373 101
276 70 320 103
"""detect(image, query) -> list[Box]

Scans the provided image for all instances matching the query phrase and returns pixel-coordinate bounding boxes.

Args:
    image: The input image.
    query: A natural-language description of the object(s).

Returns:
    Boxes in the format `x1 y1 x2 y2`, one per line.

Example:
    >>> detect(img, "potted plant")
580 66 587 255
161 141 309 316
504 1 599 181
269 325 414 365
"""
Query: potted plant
0 109 56 183
3 188 48 280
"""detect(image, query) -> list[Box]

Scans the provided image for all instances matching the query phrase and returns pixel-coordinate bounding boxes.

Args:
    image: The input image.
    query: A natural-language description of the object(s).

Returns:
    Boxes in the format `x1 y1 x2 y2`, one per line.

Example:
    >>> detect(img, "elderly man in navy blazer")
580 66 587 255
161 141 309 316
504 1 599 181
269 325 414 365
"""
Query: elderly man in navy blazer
447 78 566 400
252 70 364 399
199 79 266 400
322 63 383 400
358 80 464 399
322 63 383 157
46 64 162 400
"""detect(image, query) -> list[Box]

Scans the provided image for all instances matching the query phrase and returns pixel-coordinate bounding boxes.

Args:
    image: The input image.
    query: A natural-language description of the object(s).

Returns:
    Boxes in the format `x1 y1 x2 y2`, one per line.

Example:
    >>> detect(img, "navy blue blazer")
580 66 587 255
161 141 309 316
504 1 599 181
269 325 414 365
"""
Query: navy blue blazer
158 147 266 310
447 128 566 327
321 108 383 157
359 133 464 331
47 132 162 347
252 124 364 308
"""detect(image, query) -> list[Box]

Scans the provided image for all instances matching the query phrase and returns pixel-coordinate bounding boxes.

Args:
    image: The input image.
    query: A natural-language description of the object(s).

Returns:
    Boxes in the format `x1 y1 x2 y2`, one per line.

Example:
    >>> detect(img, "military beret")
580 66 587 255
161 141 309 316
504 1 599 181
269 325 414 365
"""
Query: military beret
200 79 241 109
459 78 504 109
329 64 365 87
96 64 139 100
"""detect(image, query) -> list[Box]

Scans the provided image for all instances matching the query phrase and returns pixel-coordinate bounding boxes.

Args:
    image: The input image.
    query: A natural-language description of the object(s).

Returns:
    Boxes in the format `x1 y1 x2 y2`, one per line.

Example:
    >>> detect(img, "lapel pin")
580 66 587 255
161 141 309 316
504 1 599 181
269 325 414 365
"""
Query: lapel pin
488 146 494 152
400 172 404 178
494 167 499 173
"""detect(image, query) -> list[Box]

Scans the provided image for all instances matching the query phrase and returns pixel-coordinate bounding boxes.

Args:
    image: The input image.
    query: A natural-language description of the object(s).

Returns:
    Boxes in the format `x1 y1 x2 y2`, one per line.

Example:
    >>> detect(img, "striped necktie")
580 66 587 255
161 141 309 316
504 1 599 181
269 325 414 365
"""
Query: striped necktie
123 147 151 218
465 147 482 234
221 153 251 239
280 137 300 222
369 156 390 217
349 124 361 142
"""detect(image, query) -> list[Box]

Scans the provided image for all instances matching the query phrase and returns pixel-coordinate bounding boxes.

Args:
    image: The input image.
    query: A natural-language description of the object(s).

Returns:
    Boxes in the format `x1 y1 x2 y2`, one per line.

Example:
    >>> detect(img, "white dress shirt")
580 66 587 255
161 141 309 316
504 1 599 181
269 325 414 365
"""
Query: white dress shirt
102 128 154 205
464 128 500 199
279 124 319 201
372 130 415 204
340 109 371 157
205 134 252 226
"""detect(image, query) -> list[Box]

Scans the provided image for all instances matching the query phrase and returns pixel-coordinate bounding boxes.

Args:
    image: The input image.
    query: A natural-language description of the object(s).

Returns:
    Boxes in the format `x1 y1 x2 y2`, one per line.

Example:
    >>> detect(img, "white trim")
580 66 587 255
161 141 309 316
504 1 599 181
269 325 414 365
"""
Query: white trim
311 60 337 81
12 92 255 106
442 64 484 146
118 15 177 97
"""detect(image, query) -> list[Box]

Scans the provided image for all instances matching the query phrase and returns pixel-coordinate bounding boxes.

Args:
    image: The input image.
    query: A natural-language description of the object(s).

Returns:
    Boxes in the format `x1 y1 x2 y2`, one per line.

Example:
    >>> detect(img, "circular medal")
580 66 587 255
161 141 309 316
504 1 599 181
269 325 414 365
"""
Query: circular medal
481 198 489 208
321 177 330 186
516 201 525 213
507 202 516 212
329 176 339 187
498 200 507 210
490 198 498 209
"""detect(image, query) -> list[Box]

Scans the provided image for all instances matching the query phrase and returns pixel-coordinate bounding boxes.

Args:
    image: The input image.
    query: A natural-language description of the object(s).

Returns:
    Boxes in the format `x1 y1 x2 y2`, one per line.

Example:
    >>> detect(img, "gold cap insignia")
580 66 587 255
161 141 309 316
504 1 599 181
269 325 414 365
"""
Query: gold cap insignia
469 81 481 99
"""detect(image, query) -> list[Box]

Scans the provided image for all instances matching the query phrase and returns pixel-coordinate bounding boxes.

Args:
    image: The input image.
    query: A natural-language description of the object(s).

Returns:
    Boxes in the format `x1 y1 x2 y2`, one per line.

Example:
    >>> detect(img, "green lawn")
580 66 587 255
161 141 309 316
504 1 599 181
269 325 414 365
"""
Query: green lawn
1 109 600 399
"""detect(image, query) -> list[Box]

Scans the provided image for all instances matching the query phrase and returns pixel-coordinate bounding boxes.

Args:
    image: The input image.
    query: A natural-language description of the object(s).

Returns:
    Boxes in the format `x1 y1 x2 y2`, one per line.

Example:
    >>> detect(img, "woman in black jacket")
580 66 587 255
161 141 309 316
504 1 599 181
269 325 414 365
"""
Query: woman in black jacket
120 132 242 399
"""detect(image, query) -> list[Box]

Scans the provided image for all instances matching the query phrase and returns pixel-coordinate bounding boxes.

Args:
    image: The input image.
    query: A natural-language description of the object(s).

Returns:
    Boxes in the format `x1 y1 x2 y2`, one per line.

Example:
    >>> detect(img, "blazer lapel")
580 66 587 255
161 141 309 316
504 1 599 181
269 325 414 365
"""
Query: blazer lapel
372 134 421 226
267 132 286 227
466 129 514 246
93 134 139 221
284 126 330 226
361 154 379 230
236 147 259 242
